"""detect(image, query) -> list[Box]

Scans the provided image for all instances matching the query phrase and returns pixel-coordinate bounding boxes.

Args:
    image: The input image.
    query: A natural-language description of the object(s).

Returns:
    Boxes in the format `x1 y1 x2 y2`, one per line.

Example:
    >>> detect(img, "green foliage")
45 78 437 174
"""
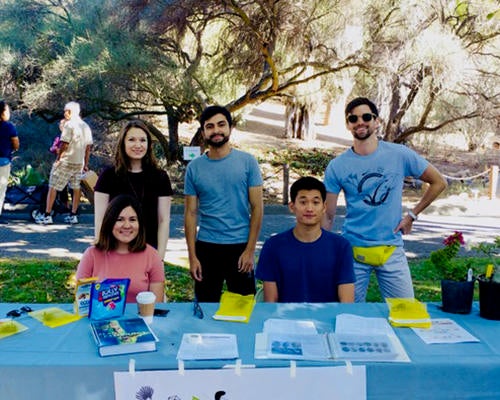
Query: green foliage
0 259 194 304
471 237 500 259
8 164 46 187
0 255 493 304
429 231 470 281
262 148 333 176
0 259 77 303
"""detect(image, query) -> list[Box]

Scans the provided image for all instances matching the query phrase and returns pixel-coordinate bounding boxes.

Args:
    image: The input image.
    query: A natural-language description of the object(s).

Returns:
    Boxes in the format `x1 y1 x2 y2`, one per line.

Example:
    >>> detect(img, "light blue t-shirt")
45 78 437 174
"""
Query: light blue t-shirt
184 149 263 244
324 141 428 247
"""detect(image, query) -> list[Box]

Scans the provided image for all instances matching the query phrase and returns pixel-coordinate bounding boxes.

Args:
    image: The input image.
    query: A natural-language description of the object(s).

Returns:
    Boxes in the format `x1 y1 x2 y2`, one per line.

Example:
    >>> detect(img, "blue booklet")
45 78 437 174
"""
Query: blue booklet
88 278 130 321
90 318 158 357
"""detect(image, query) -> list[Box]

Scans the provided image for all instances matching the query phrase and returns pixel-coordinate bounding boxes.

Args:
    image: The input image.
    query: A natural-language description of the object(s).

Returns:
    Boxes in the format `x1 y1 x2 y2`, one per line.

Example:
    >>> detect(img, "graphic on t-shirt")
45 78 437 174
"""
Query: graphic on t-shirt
357 171 396 207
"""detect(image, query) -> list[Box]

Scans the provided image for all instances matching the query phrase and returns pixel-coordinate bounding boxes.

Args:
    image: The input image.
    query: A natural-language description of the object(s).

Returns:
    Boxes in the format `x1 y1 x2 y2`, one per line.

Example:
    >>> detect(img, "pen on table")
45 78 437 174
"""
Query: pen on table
467 268 473 282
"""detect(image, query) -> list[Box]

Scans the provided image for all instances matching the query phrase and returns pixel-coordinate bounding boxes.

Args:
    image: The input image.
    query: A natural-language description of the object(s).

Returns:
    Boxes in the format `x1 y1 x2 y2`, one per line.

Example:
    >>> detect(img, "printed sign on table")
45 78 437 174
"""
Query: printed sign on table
114 366 366 399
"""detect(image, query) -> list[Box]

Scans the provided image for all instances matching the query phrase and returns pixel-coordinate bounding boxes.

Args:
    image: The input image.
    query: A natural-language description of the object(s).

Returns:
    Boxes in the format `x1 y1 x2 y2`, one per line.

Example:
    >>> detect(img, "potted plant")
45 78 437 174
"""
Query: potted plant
430 231 474 314
471 237 500 320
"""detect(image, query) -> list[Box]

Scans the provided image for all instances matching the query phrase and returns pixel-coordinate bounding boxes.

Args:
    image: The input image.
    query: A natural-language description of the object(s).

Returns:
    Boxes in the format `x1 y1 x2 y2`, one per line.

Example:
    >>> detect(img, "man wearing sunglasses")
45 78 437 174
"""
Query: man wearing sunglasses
322 97 447 302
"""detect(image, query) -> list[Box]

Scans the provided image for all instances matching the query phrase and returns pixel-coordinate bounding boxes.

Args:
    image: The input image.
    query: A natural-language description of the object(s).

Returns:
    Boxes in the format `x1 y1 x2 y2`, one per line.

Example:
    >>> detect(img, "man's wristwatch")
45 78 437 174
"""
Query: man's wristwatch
407 210 418 221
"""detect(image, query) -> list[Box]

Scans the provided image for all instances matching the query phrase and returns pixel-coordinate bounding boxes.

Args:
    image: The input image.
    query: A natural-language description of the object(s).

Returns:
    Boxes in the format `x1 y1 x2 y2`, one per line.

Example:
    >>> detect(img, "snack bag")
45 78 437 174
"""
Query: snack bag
74 277 98 317
89 278 130 320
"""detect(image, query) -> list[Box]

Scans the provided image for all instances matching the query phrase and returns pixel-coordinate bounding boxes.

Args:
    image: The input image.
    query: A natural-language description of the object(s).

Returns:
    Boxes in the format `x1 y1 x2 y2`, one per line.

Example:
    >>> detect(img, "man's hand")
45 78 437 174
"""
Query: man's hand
238 248 255 273
189 256 203 282
395 214 414 235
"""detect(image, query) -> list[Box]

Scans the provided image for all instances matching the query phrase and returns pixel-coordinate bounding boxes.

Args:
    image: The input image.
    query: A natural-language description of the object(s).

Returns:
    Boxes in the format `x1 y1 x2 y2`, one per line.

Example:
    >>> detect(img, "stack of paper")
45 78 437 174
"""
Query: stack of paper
212 291 255 323
176 333 239 360
386 298 431 328
331 314 410 362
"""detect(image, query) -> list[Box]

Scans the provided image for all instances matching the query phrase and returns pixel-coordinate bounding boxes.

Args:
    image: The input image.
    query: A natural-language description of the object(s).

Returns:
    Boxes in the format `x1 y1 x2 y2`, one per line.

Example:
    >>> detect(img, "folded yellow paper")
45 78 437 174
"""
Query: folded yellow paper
386 298 432 328
0 319 28 339
213 291 255 323
29 307 82 328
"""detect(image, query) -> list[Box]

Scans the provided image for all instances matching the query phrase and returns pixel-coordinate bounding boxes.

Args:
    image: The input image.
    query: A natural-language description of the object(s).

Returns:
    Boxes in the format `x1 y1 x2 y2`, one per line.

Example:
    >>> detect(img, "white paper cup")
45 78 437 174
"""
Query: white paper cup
136 291 156 324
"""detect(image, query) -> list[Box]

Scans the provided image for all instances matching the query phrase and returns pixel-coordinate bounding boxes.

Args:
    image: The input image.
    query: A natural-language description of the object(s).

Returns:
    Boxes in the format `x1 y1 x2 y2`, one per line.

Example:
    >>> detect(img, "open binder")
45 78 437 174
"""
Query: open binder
255 315 410 362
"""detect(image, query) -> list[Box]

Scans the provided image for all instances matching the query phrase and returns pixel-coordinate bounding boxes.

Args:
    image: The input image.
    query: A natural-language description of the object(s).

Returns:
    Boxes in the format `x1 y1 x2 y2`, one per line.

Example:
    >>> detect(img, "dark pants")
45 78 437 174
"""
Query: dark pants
194 240 256 302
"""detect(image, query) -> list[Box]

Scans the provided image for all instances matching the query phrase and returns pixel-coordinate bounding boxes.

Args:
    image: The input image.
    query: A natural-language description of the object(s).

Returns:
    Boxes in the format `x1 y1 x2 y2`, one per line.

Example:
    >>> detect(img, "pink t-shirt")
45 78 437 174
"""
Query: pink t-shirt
76 244 165 303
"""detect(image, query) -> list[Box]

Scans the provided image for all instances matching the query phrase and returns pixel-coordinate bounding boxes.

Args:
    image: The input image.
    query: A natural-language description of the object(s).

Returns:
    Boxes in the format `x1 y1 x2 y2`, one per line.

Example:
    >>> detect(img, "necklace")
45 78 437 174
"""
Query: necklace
126 171 145 202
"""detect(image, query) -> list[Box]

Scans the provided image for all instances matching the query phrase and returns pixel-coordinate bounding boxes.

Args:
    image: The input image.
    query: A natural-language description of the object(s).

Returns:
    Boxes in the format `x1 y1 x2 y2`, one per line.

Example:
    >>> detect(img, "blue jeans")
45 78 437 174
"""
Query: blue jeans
353 246 414 302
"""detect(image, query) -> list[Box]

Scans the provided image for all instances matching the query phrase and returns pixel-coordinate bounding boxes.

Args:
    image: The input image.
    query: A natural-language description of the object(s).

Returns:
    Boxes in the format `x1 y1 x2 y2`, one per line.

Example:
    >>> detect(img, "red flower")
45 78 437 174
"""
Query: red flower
443 231 464 247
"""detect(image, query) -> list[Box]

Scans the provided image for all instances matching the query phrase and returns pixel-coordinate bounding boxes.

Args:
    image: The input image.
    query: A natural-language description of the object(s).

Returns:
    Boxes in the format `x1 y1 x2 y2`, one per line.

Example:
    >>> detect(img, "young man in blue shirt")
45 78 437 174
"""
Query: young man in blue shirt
184 105 263 302
256 177 355 303
323 97 447 302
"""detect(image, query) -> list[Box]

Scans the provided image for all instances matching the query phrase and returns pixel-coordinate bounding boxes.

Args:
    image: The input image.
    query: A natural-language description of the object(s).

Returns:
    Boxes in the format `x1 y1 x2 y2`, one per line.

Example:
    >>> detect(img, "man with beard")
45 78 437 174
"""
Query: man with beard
184 105 263 302
322 97 447 302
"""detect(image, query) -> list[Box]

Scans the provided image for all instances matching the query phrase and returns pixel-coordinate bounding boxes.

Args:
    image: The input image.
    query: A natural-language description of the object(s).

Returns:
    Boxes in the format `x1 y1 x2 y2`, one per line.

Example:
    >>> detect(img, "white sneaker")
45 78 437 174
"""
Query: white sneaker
64 214 78 224
35 213 53 225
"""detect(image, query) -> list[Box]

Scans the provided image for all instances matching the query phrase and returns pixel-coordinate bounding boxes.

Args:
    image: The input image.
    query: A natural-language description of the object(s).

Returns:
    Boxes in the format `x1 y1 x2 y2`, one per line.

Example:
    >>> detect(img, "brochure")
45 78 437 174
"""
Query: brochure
412 318 480 344
176 333 239 360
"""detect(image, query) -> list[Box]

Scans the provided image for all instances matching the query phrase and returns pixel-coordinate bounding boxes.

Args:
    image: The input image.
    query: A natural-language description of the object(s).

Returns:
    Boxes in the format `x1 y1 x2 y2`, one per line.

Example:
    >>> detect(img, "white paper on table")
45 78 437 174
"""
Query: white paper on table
263 318 319 335
335 313 395 335
333 313 411 362
176 333 239 360
411 318 480 344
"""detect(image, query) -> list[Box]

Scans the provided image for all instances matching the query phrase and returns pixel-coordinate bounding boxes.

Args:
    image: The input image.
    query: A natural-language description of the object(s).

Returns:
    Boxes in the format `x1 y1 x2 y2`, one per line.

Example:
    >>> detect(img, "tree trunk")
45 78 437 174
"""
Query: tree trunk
284 101 314 141
167 113 180 161
144 122 171 162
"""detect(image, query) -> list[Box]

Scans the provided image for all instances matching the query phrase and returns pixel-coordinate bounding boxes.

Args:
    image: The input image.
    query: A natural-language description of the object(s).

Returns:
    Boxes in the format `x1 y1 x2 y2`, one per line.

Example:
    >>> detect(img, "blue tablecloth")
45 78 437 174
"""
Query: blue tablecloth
0 302 498 399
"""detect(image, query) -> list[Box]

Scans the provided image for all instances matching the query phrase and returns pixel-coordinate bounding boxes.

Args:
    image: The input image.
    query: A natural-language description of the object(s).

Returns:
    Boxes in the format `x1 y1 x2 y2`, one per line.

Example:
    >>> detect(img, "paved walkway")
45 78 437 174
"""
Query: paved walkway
0 197 498 266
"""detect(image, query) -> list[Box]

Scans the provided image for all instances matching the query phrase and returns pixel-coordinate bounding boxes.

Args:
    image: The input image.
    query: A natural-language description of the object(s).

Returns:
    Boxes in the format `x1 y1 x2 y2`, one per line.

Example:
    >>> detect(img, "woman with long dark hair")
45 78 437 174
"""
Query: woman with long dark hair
94 120 173 260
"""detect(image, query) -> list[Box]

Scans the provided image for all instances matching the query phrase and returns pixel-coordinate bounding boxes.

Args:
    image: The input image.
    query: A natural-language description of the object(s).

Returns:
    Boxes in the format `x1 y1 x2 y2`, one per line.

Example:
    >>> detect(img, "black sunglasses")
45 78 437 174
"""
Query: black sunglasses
6 306 33 318
347 113 377 124
193 299 204 319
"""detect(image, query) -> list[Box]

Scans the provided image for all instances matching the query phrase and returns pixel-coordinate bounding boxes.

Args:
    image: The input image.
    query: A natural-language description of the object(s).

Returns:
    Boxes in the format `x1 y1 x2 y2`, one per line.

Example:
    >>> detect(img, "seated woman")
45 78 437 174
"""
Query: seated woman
76 194 165 303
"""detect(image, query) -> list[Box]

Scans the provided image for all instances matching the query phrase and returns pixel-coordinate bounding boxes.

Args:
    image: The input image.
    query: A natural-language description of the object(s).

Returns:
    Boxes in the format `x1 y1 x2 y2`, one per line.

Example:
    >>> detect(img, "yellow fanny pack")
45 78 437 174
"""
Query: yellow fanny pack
352 245 397 266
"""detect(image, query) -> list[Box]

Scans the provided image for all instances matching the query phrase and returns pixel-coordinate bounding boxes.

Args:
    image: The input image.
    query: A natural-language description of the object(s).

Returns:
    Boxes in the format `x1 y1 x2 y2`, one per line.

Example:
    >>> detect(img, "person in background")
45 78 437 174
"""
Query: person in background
94 120 173 261
256 177 355 303
35 101 93 225
184 105 263 302
322 97 447 302
0 101 20 224
76 194 165 303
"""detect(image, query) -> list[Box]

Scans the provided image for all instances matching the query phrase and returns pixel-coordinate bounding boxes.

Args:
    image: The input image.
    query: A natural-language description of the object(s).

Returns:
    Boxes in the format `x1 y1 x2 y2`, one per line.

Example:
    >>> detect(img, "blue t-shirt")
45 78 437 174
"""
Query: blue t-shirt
256 229 355 302
324 141 428 247
184 149 263 244
0 121 18 160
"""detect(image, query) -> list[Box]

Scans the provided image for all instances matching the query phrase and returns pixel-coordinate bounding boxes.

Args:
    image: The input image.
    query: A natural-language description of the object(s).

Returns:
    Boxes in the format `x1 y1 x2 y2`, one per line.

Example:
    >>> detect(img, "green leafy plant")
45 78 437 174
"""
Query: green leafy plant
430 231 470 281
471 237 500 283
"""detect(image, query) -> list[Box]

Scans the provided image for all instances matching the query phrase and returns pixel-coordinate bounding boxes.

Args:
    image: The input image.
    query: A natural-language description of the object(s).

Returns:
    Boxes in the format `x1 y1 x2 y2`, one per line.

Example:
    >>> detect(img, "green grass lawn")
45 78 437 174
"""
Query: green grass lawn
0 256 495 304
